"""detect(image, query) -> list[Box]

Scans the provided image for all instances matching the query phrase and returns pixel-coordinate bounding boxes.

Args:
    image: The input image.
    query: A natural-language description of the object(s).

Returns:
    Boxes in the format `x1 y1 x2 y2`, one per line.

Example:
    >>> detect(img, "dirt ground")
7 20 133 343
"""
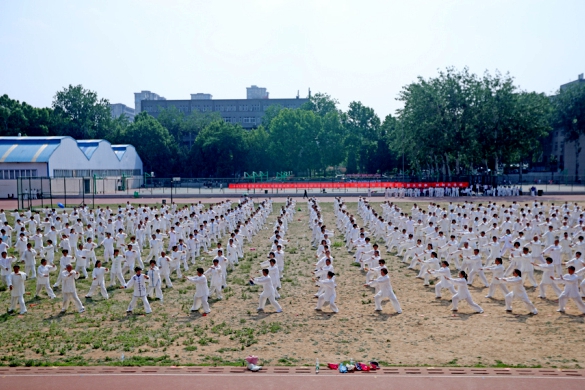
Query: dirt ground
0 199 584 369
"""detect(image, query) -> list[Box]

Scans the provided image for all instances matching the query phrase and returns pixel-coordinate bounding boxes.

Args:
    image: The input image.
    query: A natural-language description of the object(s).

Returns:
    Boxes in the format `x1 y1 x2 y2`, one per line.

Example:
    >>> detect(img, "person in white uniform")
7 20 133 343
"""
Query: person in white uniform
496 269 538 315
365 268 402 314
532 257 561 299
552 266 585 314
185 267 211 314
60 264 85 314
315 271 338 313
35 258 57 299
445 270 484 313
428 260 456 299
8 265 27 314
85 260 109 300
251 269 282 313
482 258 510 299
147 259 163 302
122 266 152 314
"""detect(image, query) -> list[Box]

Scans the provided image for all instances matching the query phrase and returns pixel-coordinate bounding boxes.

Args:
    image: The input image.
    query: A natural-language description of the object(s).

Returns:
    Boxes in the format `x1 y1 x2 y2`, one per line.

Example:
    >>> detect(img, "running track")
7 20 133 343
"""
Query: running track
1 366 584 390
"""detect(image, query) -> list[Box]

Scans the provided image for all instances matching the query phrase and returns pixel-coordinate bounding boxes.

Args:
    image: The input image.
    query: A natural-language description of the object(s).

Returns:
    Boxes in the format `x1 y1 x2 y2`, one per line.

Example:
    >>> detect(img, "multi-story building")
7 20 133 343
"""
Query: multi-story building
109 103 135 121
134 90 166 115
542 74 585 178
140 86 308 131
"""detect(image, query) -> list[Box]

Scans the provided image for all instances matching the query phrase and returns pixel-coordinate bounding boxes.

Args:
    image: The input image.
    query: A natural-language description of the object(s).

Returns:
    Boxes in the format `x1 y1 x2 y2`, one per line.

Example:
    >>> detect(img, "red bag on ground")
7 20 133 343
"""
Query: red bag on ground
328 363 339 370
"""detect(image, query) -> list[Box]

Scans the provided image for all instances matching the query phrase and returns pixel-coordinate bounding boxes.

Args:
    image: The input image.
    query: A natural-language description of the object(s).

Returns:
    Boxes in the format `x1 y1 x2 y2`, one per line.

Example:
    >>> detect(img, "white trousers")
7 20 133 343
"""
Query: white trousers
374 291 401 312
558 293 585 313
191 295 210 313
487 282 509 298
316 295 338 312
10 295 27 314
258 291 281 311
35 281 56 298
62 292 84 312
87 280 109 299
435 281 456 298
538 280 561 298
128 295 152 313
109 270 125 287
505 292 537 313
452 293 483 312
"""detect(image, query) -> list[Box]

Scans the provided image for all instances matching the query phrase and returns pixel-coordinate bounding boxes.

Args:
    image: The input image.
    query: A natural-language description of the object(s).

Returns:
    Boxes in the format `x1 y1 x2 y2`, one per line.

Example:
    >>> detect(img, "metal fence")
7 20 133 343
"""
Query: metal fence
15 174 585 209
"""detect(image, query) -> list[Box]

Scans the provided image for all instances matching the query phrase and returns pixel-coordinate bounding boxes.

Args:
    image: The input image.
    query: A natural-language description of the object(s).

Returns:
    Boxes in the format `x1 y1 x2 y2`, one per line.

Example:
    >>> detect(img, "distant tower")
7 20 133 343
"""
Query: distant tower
308 88 311 99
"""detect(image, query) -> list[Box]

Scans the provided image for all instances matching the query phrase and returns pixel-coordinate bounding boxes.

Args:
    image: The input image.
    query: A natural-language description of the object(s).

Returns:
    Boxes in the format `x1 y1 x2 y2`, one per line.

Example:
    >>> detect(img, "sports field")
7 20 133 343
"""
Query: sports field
0 196 583 370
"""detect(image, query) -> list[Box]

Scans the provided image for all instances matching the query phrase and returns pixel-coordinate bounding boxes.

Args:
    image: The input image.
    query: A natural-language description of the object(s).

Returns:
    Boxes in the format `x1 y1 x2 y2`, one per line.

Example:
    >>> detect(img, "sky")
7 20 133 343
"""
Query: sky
1 0 584 119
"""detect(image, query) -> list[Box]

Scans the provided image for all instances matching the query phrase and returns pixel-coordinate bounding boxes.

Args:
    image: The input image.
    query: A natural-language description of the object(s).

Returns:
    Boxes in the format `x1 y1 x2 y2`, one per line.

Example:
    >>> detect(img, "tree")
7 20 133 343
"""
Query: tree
344 101 381 173
301 92 340 117
0 94 53 136
119 112 177 177
191 120 248 177
553 83 585 180
267 109 322 175
317 111 347 174
51 84 112 139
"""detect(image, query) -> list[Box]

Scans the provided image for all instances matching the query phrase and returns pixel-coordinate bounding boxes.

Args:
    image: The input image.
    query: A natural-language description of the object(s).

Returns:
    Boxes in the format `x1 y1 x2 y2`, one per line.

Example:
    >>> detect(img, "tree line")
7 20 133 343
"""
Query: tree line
1 68 584 179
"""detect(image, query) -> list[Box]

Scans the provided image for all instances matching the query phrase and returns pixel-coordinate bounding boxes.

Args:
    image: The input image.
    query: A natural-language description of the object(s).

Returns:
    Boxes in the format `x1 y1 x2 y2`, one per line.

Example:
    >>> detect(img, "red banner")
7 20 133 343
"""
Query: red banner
228 182 468 189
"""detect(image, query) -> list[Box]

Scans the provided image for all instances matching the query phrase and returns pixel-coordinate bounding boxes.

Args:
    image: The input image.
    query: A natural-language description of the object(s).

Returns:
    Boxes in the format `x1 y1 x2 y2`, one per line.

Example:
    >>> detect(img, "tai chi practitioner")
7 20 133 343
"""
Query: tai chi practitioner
417 251 440 285
22 243 37 279
157 251 173 288
497 269 538 315
428 260 456 299
109 249 126 287
483 258 510 299
35 258 57 299
0 251 16 287
85 260 109 299
74 243 88 278
365 268 402 314
7 265 27 314
251 269 282 313
467 248 489 287
60 264 85 314
122 267 152 314
445 270 484 313
53 249 74 289
147 260 163 302
204 259 223 299
533 257 561 299
552 266 585 314
315 271 338 313
185 267 210 314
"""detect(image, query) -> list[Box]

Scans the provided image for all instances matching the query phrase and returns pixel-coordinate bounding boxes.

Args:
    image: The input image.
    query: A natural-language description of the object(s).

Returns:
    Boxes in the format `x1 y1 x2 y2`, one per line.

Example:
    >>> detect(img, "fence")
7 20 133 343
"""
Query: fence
15 174 585 209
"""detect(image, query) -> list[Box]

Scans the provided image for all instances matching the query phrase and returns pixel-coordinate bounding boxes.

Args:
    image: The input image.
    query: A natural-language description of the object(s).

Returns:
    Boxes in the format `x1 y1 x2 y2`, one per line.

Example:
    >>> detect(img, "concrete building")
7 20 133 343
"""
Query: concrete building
247 85 269 99
141 86 308 131
109 103 135 121
191 93 213 100
542 74 585 179
0 136 143 198
134 90 166 115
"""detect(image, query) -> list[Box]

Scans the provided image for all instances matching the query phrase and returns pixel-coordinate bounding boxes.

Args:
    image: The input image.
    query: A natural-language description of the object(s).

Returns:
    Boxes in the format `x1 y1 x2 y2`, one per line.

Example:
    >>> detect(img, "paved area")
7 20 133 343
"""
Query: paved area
1 366 583 390
3 194 585 209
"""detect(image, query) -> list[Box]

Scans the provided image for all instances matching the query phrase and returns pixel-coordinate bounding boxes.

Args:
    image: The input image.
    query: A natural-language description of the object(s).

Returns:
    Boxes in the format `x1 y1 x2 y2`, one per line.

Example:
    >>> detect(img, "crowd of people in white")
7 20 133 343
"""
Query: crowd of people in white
3 196 585 317
308 197 585 315
0 198 298 315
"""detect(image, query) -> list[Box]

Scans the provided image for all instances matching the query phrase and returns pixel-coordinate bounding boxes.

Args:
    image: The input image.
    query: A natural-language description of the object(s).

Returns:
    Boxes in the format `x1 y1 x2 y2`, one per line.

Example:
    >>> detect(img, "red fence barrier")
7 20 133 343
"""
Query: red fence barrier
228 182 468 189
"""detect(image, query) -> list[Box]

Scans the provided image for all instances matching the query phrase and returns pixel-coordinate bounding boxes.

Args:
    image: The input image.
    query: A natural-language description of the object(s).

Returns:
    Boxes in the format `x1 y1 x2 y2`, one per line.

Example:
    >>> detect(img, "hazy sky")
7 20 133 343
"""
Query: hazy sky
1 0 584 118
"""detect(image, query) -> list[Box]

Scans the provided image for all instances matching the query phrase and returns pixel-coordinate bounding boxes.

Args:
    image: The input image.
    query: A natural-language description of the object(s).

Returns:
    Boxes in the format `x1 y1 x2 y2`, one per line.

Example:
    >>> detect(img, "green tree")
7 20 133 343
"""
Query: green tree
302 92 339 117
191 121 248 177
553 83 585 180
51 84 112 139
344 101 381 173
267 109 322 175
119 112 177 177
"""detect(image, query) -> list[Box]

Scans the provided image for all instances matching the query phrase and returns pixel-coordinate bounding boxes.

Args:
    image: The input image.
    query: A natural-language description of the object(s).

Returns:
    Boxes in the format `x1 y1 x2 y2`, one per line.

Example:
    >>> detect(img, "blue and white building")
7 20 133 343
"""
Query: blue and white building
0 136 143 198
